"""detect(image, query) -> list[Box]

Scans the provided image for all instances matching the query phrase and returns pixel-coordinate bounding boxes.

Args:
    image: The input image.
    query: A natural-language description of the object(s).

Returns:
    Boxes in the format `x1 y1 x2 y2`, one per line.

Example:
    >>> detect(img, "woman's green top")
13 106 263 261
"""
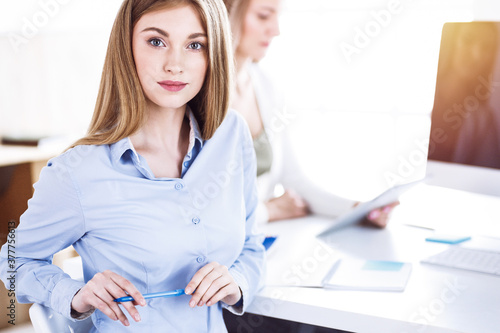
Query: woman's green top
253 129 273 177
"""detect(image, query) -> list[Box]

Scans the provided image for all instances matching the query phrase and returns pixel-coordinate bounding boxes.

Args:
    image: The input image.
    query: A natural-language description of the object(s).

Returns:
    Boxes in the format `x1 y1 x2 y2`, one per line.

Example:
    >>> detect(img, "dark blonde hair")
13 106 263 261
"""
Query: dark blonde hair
72 0 233 147
222 0 250 53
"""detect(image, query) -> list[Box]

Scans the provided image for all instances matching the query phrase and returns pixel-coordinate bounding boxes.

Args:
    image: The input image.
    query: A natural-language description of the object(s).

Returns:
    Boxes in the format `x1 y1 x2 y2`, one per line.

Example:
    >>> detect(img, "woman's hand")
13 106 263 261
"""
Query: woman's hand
71 270 145 326
265 189 309 222
365 201 400 228
184 262 241 308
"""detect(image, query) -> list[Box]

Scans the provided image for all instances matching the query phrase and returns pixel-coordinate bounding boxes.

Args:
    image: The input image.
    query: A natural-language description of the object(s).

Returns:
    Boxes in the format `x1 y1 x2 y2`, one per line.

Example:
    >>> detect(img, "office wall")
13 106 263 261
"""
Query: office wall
474 0 500 20
0 1 123 139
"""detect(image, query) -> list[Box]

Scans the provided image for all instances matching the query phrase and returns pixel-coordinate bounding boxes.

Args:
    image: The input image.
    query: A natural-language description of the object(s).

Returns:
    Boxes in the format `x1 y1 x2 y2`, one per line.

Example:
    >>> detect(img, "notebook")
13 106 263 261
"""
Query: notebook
265 237 412 291
323 259 412 291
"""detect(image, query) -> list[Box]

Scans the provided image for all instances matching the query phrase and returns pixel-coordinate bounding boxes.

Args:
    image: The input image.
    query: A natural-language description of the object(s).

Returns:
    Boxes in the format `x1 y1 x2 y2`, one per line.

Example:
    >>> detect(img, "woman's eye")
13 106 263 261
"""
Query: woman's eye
149 38 164 47
257 13 269 20
188 42 204 50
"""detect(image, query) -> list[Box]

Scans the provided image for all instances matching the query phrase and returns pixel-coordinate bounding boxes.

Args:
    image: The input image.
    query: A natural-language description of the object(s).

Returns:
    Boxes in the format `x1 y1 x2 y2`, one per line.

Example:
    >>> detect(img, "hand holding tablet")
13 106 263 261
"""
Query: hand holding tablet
318 180 421 237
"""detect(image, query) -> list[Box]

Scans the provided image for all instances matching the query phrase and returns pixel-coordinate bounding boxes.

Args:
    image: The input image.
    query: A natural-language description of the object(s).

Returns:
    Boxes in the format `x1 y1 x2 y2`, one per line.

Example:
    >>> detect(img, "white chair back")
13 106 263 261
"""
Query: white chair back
29 303 94 333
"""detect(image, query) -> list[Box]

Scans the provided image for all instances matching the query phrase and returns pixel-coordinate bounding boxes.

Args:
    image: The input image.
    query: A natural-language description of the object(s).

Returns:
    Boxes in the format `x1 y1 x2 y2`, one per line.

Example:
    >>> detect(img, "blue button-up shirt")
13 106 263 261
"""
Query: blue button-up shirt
0 109 265 332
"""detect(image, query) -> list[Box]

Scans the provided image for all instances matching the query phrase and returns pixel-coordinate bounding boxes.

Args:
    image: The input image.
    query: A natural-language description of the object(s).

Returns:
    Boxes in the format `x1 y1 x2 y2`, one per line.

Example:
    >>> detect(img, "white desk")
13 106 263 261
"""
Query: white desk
248 186 500 333
0 145 60 167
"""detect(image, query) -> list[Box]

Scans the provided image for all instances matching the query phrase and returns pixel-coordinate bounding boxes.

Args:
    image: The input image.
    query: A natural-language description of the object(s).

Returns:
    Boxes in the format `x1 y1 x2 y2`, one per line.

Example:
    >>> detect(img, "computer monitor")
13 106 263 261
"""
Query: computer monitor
426 21 500 196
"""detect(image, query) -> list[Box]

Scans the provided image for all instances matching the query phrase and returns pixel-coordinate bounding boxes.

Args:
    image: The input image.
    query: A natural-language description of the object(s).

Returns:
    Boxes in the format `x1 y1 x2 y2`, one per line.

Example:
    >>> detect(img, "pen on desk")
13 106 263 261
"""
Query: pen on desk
114 289 185 302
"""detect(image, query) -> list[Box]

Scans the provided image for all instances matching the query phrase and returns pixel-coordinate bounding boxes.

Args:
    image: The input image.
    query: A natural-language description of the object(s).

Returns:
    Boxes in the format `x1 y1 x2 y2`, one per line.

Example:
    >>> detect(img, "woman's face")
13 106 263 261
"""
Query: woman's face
237 0 281 62
132 4 208 112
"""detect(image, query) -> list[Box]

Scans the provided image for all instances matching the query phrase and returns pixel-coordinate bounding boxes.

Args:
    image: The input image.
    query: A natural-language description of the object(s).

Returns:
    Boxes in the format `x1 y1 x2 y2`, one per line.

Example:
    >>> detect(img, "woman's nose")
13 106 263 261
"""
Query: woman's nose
269 16 280 37
164 49 184 75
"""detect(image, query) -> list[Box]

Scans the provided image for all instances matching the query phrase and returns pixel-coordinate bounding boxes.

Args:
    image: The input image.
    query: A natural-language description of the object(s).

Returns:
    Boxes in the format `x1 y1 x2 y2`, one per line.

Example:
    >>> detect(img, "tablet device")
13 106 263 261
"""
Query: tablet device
317 180 421 237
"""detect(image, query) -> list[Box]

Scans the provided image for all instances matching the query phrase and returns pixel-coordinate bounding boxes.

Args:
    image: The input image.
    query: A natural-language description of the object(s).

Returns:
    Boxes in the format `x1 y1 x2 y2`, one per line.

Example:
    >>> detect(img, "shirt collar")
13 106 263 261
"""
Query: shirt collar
186 105 204 153
109 106 204 164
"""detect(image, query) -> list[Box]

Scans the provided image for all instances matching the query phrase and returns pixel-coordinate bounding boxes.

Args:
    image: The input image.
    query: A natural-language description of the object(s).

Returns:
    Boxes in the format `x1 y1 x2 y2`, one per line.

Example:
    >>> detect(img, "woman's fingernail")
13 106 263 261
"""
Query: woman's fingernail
189 300 195 308
124 319 130 326
383 206 392 214
134 314 141 322
141 299 146 306
185 287 192 295
206 301 212 306
198 300 203 306
369 210 380 220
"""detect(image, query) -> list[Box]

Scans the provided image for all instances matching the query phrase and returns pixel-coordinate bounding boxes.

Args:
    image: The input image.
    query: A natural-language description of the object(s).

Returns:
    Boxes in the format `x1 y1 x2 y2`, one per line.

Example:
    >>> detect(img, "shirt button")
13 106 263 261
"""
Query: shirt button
183 161 189 168
192 217 200 225
175 182 183 190
196 256 205 263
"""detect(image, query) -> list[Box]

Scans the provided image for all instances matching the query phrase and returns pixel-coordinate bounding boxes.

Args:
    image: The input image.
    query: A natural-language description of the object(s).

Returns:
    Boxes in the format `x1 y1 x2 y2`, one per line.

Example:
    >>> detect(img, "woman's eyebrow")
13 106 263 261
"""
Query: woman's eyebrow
141 27 206 40
188 32 207 39
141 27 169 37
258 6 276 13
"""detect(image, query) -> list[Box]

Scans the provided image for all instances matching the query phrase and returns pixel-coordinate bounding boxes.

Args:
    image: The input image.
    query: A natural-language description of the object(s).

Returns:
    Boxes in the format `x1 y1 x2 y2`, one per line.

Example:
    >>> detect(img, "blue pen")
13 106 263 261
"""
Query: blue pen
114 289 185 302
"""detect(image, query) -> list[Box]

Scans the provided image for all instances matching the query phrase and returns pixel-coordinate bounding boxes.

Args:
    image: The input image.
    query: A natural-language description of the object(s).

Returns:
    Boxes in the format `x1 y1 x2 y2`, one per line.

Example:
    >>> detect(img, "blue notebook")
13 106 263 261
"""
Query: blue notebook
262 236 277 251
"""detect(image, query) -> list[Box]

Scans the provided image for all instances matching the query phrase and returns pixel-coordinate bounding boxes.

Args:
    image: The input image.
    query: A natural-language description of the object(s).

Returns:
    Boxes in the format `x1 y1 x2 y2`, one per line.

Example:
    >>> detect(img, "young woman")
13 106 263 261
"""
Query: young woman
0 0 264 331
223 0 398 226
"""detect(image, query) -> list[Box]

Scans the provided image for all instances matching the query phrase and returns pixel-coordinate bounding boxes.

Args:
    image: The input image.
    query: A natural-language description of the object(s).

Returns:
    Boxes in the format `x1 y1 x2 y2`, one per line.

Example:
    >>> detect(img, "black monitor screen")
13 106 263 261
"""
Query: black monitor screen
428 22 500 169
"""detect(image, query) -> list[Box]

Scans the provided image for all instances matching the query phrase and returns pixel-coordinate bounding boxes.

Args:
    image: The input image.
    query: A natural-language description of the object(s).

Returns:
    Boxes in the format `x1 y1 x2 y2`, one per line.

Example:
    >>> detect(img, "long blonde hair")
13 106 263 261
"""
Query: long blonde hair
222 0 250 53
72 0 233 147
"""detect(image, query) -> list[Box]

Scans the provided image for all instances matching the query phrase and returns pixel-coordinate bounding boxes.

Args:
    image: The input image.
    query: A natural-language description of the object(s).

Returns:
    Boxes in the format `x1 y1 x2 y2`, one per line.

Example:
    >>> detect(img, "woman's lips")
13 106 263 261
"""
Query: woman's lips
158 81 187 92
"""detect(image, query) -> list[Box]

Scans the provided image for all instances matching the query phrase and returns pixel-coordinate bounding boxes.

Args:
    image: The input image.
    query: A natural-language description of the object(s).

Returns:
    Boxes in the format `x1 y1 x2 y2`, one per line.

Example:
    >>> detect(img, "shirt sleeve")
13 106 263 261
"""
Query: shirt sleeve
225 119 266 315
275 129 357 218
254 201 270 225
0 153 87 321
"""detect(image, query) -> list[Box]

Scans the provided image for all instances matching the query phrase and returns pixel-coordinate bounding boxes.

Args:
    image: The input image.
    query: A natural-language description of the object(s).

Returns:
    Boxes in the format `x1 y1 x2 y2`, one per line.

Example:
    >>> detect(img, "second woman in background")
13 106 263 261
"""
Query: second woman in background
222 0 397 332
223 0 397 226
